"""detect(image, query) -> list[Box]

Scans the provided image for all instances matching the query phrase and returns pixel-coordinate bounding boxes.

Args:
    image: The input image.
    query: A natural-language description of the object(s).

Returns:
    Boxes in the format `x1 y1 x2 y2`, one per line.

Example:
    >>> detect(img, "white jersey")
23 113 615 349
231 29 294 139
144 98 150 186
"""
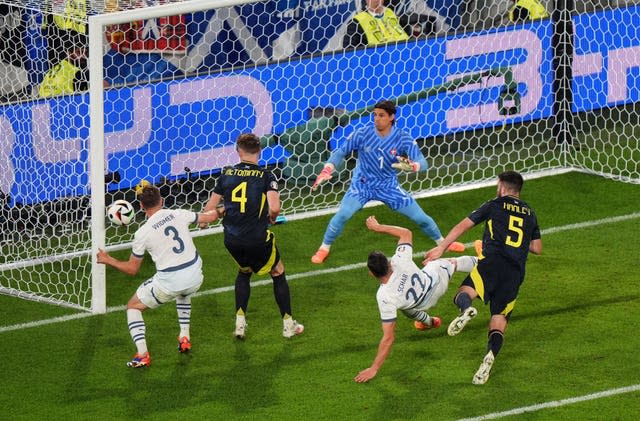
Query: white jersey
132 208 199 274
376 243 454 322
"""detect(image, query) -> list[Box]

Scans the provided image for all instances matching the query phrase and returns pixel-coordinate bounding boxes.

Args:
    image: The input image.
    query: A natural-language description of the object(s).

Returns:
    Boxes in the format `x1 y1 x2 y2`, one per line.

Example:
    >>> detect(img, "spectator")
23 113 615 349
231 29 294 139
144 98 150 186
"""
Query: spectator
0 4 30 103
343 0 409 49
38 37 89 98
509 0 549 23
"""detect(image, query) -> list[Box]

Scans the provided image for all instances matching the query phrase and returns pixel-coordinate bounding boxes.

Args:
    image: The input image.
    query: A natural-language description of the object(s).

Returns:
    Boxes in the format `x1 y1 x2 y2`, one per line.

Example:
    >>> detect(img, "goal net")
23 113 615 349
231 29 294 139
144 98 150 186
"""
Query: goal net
1 0 638 312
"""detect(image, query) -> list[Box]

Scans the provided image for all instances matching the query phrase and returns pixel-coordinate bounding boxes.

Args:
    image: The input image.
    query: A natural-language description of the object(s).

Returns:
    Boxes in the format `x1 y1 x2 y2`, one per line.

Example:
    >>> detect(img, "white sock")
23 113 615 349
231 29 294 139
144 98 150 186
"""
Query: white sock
127 308 147 354
455 256 478 273
176 296 191 339
320 243 331 251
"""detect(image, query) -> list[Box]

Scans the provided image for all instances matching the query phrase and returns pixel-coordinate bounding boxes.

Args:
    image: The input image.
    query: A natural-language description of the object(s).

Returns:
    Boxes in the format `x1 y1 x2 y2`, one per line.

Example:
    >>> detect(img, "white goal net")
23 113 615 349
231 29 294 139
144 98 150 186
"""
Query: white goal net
1 0 639 312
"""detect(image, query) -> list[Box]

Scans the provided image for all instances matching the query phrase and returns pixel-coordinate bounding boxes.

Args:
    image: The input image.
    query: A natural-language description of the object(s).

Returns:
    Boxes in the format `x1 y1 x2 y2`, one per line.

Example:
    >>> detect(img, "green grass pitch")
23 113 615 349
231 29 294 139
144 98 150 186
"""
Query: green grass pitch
0 171 639 420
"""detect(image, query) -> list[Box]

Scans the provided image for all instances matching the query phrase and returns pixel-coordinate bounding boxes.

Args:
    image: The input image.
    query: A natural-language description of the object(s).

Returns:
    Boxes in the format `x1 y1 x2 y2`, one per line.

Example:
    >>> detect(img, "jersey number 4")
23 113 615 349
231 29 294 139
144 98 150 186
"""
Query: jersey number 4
231 182 248 213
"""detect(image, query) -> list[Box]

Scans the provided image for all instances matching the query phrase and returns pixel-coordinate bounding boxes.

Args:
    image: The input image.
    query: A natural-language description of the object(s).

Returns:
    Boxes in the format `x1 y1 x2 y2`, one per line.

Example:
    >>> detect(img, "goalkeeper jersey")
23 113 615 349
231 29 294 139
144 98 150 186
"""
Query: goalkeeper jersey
328 125 426 189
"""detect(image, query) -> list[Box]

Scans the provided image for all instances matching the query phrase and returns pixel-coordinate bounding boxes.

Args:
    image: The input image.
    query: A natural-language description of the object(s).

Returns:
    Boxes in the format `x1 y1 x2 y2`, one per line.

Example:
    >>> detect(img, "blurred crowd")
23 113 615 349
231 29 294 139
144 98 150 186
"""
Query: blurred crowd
0 0 635 104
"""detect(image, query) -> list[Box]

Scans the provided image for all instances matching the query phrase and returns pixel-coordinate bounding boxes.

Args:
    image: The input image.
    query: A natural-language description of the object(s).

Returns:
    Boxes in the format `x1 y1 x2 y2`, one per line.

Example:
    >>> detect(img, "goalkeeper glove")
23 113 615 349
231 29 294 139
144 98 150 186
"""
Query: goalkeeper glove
391 156 420 172
312 164 334 190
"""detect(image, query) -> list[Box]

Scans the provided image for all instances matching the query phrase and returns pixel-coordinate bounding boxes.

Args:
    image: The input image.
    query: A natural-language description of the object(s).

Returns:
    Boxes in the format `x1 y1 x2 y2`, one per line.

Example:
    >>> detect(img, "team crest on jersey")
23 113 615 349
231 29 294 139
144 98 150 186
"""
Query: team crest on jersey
270 180 279 190
390 148 397 156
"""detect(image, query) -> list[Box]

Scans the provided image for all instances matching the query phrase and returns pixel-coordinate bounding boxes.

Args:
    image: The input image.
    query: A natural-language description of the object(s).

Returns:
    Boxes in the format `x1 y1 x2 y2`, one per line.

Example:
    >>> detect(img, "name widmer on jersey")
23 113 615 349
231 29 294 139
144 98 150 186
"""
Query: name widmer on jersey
152 214 176 230
503 202 532 215
226 168 264 177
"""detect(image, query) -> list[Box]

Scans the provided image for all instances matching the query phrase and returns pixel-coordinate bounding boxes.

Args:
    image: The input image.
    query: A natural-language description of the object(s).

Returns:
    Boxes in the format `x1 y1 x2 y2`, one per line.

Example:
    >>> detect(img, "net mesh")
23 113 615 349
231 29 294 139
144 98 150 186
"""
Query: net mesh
1 0 639 310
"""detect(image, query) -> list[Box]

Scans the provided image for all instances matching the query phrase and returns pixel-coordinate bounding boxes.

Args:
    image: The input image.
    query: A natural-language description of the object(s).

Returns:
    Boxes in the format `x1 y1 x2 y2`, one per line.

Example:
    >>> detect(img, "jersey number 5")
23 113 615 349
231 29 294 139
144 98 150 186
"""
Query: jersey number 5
506 215 524 248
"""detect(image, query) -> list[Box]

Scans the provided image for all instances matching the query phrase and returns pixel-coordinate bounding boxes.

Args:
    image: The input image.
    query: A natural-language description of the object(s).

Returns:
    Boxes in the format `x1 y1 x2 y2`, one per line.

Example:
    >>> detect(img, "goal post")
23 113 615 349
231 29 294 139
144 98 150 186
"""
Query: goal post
1 0 639 313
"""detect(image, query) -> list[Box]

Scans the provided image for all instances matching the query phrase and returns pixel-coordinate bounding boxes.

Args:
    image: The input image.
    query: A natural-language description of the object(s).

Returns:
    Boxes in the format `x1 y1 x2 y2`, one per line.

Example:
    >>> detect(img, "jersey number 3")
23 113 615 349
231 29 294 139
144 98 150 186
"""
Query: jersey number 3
164 226 185 254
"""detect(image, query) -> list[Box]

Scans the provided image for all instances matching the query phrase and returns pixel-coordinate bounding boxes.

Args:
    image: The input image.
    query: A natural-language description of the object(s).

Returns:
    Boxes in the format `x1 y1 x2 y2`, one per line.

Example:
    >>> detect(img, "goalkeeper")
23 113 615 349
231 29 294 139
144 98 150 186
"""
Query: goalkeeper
311 100 464 264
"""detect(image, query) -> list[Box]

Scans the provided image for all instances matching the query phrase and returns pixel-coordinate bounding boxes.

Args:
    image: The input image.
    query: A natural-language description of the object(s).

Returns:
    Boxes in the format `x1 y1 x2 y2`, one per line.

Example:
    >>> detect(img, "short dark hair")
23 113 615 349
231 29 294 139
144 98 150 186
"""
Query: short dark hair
373 100 396 117
367 251 390 278
140 184 161 209
236 133 261 154
498 170 524 192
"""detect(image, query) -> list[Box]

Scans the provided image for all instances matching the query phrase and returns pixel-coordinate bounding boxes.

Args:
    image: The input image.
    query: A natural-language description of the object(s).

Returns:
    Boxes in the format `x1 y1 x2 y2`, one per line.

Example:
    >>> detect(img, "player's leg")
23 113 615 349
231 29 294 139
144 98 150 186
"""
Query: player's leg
270 259 304 338
403 308 441 331
224 240 253 339
176 295 192 352
451 256 478 273
175 264 204 352
125 280 158 368
473 271 519 384
234 270 252 339
311 193 364 264
393 196 465 253
448 282 480 336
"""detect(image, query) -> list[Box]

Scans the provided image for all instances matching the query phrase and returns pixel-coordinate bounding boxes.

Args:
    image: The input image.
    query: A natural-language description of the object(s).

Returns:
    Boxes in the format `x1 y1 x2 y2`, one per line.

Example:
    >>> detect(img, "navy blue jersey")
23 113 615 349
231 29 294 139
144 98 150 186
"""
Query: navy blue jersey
469 195 540 271
213 161 278 245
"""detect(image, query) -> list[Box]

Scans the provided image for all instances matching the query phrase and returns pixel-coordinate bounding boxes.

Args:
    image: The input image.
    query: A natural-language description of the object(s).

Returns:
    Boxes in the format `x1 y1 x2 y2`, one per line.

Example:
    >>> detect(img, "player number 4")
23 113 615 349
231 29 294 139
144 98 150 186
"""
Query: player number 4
231 182 248 213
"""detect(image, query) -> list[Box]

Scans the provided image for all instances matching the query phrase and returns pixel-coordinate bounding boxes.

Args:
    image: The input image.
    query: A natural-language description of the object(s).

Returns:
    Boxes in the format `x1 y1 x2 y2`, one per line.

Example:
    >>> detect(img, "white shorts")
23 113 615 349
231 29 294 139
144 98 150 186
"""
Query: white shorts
135 260 204 309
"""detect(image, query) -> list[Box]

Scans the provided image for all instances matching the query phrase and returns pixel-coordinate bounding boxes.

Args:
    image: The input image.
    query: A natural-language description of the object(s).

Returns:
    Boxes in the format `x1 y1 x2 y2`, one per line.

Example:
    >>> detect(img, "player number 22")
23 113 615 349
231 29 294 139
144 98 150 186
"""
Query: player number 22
506 215 524 248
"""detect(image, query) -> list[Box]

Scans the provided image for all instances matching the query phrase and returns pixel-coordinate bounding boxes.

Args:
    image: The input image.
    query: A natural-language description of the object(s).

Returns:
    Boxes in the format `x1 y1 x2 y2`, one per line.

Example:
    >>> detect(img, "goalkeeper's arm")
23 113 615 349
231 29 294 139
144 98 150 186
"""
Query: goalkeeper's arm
311 148 347 190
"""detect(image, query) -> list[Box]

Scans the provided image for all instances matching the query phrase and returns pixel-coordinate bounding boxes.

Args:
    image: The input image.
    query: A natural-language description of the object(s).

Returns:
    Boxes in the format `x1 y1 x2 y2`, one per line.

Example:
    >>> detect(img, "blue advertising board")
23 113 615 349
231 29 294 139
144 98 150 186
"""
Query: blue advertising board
1 6 639 206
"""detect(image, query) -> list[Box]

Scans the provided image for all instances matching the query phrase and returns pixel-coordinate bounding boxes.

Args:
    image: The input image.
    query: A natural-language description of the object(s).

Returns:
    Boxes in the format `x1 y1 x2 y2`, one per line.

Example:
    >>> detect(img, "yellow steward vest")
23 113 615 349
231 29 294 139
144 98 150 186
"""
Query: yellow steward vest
53 0 87 34
354 8 409 46
509 0 549 22
39 59 80 98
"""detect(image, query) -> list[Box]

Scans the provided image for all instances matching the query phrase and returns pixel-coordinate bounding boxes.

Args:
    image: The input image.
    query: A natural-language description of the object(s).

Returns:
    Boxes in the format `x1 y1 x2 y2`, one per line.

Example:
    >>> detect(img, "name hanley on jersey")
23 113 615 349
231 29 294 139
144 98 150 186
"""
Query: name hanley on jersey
225 168 264 177
503 202 532 215
152 213 176 230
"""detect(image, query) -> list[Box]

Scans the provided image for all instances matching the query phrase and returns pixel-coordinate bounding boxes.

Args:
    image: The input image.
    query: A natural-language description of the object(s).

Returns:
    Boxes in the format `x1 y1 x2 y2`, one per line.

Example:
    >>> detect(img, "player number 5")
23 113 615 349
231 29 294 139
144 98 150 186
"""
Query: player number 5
506 215 524 248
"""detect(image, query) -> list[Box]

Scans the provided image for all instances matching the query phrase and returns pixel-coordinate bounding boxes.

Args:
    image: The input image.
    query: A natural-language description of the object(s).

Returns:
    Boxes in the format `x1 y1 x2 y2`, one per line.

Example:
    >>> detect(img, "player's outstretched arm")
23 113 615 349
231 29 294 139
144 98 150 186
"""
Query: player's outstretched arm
423 217 475 264
200 192 223 228
366 216 412 245
354 321 396 383
311 163 335 191
97 249 143 276
197 209 219 226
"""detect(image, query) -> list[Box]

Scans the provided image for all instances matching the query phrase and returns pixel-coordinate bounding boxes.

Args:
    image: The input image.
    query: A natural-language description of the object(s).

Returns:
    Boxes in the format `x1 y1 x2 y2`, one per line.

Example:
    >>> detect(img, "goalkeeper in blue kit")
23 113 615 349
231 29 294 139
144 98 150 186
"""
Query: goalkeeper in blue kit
311 100 465 264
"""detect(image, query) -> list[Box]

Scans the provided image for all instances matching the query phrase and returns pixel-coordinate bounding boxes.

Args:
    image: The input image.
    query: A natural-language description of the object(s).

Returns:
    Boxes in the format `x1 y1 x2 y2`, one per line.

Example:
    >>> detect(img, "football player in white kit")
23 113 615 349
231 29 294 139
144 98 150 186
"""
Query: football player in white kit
97 185 220 368
354 216 477 383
